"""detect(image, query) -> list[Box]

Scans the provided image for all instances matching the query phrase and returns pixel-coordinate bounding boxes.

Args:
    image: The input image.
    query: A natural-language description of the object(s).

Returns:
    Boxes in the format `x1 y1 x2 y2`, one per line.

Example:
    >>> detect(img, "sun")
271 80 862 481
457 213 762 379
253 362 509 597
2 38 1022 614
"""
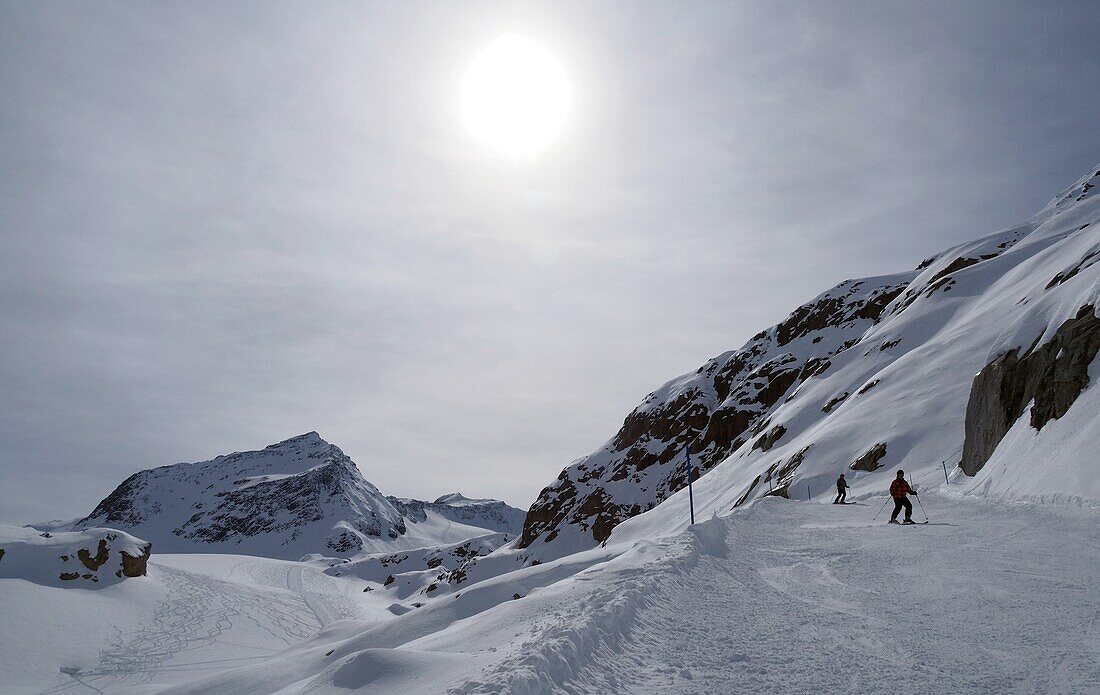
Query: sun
461 35 571 158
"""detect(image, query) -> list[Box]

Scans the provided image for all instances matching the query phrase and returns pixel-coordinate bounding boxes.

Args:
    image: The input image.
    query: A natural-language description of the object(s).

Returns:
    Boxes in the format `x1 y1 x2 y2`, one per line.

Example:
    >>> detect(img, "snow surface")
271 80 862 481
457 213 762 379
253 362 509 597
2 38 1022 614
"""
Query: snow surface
0 552 394 693
95 493 1098 694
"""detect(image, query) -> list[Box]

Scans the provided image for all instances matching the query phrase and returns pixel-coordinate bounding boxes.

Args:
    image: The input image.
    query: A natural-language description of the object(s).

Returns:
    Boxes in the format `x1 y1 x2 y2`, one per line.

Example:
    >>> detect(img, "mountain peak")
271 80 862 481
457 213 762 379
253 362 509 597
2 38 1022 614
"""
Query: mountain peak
434 492 474 505
1041 164 1100 214
267 431 326 447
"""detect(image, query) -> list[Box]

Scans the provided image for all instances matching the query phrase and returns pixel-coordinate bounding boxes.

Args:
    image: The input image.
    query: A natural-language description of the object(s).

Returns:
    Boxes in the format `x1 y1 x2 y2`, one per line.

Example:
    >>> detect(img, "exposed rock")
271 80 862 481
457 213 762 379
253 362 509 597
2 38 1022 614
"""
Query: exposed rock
928 256 987 287
1046 245 1100 289
752 425 787 453
850 443 888 472
961 305 1100 475
77 539 109 571
764 446 811 499
734 476 762 508
120 543 152 577
822 393 849 413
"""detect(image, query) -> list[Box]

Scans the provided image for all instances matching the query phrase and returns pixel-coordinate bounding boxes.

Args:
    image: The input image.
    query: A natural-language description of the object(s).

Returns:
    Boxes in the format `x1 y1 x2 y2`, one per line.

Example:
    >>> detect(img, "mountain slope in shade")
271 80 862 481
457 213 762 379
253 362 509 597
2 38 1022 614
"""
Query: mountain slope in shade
521 165 1100 557
74 433 523 560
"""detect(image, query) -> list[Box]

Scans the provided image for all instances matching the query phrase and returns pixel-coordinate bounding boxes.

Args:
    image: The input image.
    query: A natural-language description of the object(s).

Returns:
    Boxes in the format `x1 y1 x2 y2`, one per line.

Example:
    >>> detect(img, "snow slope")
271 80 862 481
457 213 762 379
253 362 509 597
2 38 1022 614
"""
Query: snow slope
521 165 1100 557
152 492 1100 694
73 432 524 559
0 551 390 694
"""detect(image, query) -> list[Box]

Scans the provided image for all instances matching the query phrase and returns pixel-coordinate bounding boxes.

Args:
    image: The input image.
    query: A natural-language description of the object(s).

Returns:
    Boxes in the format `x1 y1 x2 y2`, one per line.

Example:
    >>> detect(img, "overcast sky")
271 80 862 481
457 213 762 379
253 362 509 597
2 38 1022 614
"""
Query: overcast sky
2 1 1099 522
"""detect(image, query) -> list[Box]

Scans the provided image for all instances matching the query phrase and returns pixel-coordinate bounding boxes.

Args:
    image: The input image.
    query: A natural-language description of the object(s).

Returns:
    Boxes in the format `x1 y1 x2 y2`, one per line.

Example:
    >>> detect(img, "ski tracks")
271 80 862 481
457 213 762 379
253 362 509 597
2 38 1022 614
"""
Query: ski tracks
49 559 360 694
568 497 1100 694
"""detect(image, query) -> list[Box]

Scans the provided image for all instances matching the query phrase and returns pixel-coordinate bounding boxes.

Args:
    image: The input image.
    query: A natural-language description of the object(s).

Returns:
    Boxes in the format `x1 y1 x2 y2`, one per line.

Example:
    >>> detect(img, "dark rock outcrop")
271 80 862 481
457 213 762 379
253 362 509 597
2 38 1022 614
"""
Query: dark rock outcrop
77 539 109 571
763 446 811 499
120 544 152 577
822 393 849 413
850 443 888 472
752 425 787 453
961 305 1100 475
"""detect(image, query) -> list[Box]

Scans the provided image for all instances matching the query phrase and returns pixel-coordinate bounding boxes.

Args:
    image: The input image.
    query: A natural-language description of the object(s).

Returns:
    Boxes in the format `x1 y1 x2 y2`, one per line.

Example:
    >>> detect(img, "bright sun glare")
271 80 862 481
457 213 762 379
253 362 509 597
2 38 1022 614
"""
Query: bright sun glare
461 35 571 158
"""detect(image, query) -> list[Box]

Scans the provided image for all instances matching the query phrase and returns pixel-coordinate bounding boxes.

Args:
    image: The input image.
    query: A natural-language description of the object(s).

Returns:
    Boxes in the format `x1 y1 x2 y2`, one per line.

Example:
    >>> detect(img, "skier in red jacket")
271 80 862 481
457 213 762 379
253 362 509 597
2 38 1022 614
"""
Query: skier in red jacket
888 470 917 524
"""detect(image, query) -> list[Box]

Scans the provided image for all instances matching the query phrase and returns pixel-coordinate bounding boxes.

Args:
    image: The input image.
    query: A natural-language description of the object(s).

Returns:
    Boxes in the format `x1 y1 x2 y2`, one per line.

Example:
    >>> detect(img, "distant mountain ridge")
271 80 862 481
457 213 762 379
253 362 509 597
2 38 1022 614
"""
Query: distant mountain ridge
74 432 524 560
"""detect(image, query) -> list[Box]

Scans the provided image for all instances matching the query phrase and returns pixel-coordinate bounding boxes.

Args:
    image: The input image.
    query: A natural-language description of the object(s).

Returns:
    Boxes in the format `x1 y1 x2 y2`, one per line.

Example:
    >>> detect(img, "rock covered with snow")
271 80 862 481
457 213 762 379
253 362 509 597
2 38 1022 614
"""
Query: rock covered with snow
521 164 1100 555
387 493 526 537
0 525 151 586
74 433 524 560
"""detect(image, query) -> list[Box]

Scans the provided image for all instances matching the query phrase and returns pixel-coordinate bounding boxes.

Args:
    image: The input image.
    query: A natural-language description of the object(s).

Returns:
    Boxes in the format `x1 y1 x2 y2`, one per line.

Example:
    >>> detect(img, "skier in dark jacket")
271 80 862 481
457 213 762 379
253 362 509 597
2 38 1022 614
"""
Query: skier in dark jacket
834 474 849 504
889 470 917 524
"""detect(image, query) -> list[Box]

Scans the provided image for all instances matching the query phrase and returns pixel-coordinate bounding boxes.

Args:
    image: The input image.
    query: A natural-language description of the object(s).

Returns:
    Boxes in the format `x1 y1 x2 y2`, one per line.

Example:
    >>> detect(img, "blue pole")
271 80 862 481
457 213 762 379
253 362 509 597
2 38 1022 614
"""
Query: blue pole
686 447 696 525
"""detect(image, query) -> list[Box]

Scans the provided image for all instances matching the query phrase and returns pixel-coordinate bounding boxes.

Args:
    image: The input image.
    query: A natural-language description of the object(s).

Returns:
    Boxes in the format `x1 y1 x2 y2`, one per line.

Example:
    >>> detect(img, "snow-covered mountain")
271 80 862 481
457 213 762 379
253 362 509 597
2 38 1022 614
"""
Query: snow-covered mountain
387 493 526 539
73 432 524 560
520 165 1100 557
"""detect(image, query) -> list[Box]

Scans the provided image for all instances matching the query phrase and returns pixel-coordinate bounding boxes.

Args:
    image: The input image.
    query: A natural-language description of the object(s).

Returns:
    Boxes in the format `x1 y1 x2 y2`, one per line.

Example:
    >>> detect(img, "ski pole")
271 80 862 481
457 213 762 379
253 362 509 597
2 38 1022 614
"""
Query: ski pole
872 496 891 521
914 494 929 522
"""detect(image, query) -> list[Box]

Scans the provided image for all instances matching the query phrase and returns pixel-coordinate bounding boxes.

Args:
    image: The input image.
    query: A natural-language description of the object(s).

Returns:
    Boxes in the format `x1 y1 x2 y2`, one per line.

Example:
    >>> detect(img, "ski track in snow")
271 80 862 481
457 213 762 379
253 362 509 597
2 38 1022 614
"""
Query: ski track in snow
453 495 1100 695
561 497 1100 695
42 559 359 694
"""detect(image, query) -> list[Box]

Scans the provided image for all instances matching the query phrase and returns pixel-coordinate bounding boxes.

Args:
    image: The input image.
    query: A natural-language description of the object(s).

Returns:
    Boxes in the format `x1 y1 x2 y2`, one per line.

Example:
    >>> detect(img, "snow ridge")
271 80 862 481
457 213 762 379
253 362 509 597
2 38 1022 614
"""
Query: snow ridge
451 517 726 694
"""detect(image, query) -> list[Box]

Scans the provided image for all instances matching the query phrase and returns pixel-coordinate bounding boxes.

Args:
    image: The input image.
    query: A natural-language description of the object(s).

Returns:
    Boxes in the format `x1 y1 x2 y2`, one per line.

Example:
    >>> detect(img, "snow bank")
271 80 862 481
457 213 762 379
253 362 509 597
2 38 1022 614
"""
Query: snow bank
0 525 150 587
